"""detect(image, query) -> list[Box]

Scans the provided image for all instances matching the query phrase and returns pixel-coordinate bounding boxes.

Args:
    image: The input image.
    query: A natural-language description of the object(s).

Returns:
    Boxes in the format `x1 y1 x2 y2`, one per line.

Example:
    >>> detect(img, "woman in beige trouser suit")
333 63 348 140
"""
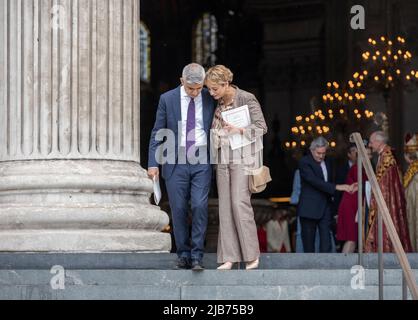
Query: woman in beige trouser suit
205 65 268 270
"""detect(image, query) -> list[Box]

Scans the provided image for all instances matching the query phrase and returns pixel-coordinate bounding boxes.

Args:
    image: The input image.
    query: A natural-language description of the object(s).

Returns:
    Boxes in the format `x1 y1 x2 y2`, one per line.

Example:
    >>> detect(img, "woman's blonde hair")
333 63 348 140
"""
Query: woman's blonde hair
205 65 234 85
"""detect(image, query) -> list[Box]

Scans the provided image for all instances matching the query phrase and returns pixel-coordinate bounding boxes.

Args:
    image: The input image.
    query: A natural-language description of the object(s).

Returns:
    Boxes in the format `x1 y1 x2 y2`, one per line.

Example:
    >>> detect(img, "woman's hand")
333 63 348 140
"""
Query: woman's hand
223 122 243 135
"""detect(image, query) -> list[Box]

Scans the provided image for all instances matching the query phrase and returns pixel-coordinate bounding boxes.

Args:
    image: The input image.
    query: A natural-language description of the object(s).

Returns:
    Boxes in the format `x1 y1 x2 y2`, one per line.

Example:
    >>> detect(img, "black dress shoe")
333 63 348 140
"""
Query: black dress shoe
176 257 191 269
191 260 204 272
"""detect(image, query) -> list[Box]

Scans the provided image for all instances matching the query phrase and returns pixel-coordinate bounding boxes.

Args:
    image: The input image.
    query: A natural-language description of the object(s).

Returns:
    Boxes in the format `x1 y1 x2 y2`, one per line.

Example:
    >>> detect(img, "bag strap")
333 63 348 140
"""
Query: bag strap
257 140 263 168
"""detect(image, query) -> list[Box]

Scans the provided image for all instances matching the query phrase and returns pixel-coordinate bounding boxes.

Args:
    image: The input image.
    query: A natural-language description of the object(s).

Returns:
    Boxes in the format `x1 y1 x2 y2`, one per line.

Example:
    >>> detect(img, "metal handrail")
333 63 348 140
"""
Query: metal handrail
350 132 418 300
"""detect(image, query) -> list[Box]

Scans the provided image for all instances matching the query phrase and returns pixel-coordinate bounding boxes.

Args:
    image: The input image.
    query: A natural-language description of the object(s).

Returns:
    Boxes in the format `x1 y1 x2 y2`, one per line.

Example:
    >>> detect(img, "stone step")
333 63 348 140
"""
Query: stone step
1 253 417 300
0 269 417 286
0 269 416 300
1 253 418 270
0 284 413 300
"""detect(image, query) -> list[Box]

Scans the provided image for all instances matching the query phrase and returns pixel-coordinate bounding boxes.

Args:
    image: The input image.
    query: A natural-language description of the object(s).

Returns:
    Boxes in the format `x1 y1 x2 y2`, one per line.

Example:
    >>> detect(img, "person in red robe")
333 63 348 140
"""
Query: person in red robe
256 212 270 253
365 131 412 252
337 147 372 253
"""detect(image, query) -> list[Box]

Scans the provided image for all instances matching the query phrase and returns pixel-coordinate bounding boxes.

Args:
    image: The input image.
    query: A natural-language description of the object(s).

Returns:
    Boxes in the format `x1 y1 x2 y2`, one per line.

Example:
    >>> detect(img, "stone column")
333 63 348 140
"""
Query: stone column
0 0 171 251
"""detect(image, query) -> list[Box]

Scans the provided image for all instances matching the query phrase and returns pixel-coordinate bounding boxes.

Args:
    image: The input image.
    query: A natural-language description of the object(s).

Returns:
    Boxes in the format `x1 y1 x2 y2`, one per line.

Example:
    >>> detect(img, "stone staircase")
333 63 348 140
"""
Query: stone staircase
0 253 417 300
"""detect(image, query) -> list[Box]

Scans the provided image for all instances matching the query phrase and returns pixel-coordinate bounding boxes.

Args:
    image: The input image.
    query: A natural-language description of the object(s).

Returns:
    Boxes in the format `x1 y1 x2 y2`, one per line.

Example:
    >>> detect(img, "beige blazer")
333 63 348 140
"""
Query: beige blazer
211 87 267 168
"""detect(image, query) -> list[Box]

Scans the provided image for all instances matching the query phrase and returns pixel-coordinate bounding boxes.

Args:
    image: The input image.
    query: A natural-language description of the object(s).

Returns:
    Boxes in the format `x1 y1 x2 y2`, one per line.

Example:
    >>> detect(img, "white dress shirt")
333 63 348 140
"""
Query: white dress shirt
320 161 328 182
180 86 206 147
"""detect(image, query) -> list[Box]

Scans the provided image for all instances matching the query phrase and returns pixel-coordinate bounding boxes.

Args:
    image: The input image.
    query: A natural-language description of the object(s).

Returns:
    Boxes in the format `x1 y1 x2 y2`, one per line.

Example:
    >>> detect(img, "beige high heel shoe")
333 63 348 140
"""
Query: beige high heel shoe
217 262 234 270
245 258 259 270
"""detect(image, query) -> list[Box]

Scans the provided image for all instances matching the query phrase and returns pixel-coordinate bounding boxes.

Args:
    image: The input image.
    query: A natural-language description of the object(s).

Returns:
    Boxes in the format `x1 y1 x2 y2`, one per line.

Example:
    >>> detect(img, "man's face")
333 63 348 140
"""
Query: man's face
347 147 358 163
181 79 204 99
311 146 327 163
368 133 383 153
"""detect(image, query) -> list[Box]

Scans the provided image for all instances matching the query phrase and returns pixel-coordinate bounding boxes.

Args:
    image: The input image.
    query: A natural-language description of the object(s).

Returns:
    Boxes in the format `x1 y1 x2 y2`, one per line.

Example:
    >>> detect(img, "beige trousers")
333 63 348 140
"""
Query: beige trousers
216 162 260 263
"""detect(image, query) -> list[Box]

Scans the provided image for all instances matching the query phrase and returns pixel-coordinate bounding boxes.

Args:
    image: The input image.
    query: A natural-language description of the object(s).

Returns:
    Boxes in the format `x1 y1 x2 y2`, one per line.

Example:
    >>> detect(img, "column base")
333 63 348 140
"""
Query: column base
0 230 171 252
0 160 171 252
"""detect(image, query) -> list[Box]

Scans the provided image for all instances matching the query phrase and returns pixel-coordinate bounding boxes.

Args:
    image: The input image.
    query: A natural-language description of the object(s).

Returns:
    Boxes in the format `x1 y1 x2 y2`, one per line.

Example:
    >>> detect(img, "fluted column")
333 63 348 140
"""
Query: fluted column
0 0 171 251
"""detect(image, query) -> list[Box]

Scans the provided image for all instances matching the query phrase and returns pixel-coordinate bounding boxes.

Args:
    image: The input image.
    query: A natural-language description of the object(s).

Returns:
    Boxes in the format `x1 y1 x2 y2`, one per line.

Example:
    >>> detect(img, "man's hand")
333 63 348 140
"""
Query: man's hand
336 183 358 194
148 167 159 180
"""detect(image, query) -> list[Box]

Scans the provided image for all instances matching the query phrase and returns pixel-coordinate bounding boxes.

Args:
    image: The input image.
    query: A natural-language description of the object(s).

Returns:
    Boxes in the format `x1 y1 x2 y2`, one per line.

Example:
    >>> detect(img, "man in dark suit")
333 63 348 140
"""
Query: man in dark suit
148 63 215 271
297 137 357 253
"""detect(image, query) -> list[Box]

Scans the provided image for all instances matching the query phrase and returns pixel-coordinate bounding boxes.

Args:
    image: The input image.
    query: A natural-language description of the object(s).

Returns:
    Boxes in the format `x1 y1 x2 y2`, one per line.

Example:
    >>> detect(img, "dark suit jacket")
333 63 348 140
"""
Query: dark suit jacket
148 87 215 180
297 153 337 220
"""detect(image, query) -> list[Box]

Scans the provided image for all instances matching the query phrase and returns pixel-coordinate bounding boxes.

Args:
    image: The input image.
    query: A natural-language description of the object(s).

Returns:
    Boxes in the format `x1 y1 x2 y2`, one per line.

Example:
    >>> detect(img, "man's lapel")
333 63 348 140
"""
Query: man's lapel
202 91 212 132
172 86 181 125
325 158 332 182
310 154 325 181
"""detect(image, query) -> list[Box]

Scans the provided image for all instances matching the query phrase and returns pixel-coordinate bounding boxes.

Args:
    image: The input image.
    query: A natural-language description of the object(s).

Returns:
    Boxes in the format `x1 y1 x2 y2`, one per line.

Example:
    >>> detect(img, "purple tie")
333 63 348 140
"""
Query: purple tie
186 97 196 157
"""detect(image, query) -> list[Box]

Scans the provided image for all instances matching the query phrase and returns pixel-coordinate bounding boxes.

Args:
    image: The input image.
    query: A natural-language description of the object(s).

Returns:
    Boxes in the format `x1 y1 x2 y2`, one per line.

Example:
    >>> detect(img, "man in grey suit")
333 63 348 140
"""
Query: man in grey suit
148 64 215 271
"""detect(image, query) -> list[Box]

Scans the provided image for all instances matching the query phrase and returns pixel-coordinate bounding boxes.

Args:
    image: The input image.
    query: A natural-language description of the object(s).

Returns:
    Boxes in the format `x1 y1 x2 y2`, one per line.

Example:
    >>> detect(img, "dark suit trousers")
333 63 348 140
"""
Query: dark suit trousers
165 161 212 262
300 207 332 253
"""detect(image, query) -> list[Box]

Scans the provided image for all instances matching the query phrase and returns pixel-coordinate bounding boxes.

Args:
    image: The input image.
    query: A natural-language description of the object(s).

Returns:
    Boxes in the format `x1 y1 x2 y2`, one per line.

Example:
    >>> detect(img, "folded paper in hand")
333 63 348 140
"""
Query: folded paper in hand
153 176 161 205
221 105 256 150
